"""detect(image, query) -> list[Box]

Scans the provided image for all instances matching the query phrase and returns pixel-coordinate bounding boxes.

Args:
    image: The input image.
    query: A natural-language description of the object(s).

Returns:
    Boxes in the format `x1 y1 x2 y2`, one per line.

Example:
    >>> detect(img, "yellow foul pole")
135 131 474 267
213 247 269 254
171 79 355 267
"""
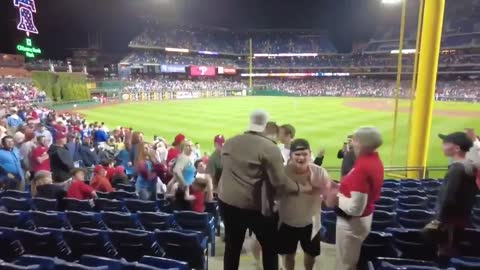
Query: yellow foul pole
390 0 407 165
406 0 425 163
249 38 253 90
407 0 445 178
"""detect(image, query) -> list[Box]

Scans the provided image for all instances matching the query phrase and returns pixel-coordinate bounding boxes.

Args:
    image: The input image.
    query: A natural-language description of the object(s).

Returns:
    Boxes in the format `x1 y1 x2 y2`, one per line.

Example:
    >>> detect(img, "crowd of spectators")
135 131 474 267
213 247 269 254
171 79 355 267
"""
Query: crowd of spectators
0 83 48 104
120 77 480 101
129 27 335 54
121 51 480 69
123 79 248 93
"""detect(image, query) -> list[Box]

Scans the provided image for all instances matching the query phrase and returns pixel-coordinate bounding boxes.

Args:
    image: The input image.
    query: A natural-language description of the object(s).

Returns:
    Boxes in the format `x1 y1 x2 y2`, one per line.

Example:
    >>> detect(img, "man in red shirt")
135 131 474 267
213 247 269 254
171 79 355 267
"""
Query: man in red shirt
30 135 50 173
335 127 384 270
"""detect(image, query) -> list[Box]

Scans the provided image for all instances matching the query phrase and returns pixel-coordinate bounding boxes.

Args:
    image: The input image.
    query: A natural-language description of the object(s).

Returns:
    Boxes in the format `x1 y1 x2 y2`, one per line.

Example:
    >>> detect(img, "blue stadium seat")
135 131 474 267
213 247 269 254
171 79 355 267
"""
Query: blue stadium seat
63 198 94 212
400 188 427 197
54 261 108 270
124 199 158 213
94 199 129 213
397 196 429 210
137 212 173 231
1 228 72 259
101 212 144 231
157 199 172 213
1 197 32 212
80 255 126 270
422 180 442 195
0 231 25 261
32 198 58 212
62 230 119 259
174 211 216 256
155 230 208 270
109 230 163 262
387 228 436 260
28 211 72 229
360 232 395 266
110 191 138 200
205 201 220 236
426 195 437 210
376 197 398 212
95 192 112 199
372 210 397 231
1 190 31 199
140 255 188 270
450 257 480 270
0 263 41 270
396 209 435 229
383 182 400 190
65 211 107 230
0 212 36 230
320 210 336 244
400 180 423 189
114 184 136 193
381 189 400 198
372 257 438 270
14 254 60 270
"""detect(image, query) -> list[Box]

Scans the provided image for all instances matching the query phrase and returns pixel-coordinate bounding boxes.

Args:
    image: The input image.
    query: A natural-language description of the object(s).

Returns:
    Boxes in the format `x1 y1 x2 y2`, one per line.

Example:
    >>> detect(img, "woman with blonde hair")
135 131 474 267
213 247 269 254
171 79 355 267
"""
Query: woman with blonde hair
31 170 66 204
135 142 158 200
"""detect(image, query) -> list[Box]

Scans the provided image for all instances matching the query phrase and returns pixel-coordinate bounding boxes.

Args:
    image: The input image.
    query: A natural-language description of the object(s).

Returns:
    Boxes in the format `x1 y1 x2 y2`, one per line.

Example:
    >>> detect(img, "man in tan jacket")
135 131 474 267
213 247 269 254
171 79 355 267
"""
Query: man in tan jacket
218 110 310 270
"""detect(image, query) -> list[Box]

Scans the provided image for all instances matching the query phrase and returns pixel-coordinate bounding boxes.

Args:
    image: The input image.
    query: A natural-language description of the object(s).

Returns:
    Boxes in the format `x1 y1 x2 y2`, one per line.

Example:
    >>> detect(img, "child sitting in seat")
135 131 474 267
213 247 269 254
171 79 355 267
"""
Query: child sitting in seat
67 168 97 200
90 165 114 193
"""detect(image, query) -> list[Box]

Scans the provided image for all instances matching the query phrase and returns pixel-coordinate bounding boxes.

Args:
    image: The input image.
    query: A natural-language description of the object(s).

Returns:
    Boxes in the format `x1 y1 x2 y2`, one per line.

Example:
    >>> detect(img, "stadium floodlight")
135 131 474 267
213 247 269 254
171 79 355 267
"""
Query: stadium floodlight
381 0 403 4
165 47 189 53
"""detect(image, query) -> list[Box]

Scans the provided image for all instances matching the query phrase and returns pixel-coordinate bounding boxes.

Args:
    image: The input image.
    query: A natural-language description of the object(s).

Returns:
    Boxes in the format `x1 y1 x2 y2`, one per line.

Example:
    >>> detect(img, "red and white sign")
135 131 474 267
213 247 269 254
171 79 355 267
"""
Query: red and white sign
218 67 237 75
190 65 216 76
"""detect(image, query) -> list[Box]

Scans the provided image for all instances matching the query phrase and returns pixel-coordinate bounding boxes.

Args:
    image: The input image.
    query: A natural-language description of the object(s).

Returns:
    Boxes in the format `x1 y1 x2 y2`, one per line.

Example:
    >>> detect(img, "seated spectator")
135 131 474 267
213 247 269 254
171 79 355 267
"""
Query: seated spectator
67 168 97 200
90 165 114 193
111 165 130 186
31 170 66 204
101 160 116 182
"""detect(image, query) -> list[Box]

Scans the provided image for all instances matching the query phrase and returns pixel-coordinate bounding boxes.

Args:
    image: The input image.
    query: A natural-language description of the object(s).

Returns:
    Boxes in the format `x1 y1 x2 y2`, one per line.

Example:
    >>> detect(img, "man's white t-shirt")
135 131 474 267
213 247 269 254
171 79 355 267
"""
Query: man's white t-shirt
280 144 290 165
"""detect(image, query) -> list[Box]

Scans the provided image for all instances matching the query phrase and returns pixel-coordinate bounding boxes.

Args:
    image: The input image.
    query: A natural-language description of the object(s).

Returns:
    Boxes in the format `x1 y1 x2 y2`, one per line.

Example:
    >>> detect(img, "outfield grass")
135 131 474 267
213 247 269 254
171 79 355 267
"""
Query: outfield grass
78 96 480 172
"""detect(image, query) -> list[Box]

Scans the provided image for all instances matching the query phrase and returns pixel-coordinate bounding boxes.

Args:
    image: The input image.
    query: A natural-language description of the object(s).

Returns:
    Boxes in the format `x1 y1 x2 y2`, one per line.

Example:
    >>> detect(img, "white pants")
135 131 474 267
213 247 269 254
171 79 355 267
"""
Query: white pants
335 214 373 270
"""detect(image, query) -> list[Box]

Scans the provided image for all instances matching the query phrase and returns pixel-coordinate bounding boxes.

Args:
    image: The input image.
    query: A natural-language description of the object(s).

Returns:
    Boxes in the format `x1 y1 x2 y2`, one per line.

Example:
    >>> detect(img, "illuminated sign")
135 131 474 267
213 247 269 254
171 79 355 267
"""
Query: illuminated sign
165 47 189 53
189 65 216 76
16 38 41 58
241 72 318 77
198 51 219 55
254 53 318 57
14 0 38 35
218 67 237 75
161 64 186 73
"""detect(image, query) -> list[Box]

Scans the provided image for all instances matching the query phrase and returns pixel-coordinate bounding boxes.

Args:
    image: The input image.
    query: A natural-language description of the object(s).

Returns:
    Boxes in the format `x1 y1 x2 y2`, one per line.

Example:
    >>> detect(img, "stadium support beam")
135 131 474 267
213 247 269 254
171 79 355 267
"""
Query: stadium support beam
407 0 445 178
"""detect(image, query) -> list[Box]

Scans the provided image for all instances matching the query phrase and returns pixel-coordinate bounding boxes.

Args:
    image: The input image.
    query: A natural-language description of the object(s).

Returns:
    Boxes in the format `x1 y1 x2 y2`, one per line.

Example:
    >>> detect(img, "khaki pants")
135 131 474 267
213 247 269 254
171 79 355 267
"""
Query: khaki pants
335 214 373 270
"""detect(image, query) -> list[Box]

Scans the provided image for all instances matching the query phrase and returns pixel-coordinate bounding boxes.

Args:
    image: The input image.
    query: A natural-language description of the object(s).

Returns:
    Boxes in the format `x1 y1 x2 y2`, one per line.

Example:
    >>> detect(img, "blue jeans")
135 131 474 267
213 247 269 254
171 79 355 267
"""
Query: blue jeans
137 187 156 201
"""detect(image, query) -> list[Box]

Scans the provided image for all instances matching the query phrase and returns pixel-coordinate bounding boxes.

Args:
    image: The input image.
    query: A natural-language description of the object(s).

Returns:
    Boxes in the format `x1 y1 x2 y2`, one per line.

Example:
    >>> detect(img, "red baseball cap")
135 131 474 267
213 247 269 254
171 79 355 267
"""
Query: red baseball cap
173 133 185 145
94 165 105 174
214 135 225 146
55 132 67 141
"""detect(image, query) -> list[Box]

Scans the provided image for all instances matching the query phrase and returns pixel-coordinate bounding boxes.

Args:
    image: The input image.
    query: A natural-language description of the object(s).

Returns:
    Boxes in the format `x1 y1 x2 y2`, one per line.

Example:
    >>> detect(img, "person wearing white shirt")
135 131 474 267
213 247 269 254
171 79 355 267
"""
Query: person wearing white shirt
466 128 480 165
279 124 296 165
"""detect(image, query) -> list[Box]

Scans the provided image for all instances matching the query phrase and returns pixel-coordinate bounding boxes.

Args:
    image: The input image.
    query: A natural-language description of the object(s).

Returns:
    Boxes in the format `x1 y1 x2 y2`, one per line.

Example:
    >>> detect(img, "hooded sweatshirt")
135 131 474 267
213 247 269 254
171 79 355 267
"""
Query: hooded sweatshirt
48 144 74 182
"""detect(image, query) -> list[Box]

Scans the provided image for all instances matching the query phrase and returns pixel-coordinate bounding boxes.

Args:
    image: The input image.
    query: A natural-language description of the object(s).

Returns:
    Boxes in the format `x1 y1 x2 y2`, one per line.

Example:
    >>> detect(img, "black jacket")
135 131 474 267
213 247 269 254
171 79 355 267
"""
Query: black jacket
79 144 99 167
337 149 356 178
48 144 74 183
437 161 478 226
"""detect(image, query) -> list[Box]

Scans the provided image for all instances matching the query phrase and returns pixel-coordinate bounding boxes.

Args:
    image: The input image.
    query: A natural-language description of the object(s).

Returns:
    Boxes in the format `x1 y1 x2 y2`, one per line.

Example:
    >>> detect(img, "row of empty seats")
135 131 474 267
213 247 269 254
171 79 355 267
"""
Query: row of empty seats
0 226 207 269
1 254 189 270
0 209 216 257
369 257 480 270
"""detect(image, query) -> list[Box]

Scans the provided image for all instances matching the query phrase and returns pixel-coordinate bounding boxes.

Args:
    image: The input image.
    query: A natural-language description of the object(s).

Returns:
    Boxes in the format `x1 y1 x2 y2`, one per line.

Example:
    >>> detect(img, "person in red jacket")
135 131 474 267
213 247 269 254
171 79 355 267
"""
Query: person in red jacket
90 165 114 193
67 168 97 200
335 127 384 270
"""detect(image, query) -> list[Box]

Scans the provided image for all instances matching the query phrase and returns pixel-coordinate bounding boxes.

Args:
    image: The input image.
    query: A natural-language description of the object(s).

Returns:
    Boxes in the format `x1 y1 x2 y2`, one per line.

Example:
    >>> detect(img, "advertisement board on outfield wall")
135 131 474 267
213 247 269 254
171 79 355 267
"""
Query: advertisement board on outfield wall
218 67 237 75
189 65 216 76
161 65 186 73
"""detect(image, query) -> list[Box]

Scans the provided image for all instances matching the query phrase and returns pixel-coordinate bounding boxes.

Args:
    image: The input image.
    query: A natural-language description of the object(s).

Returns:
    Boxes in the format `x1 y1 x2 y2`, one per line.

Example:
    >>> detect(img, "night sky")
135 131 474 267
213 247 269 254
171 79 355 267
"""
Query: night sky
0 0 400 58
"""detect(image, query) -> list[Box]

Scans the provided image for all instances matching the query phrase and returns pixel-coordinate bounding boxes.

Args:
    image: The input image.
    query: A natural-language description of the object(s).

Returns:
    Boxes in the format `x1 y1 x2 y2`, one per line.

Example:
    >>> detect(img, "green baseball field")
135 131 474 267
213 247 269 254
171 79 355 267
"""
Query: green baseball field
78 96 480 177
